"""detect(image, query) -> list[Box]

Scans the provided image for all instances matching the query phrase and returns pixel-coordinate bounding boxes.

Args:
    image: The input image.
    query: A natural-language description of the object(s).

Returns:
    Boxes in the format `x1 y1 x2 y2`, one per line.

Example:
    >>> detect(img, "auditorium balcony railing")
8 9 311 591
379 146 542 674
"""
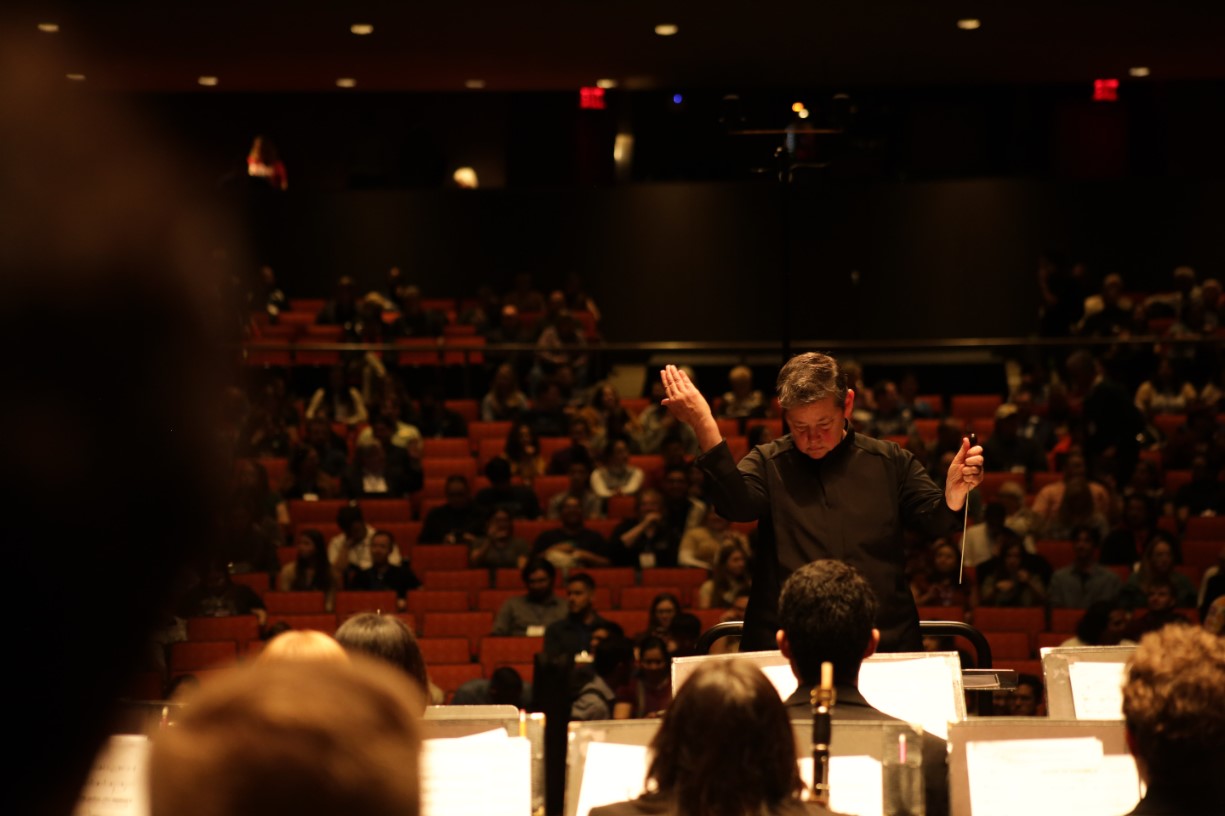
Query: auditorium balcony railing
236 333 1223 400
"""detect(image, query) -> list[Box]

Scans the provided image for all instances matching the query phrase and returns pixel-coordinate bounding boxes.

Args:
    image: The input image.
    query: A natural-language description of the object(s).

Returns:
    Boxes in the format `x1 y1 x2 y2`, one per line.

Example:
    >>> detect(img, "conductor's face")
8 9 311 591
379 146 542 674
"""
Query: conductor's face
786 393 854 460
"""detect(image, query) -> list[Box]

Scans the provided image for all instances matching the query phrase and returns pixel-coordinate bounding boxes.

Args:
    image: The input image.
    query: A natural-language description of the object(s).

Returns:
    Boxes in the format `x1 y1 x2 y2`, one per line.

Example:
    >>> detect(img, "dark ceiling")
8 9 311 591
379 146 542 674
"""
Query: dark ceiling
8 2 1225 93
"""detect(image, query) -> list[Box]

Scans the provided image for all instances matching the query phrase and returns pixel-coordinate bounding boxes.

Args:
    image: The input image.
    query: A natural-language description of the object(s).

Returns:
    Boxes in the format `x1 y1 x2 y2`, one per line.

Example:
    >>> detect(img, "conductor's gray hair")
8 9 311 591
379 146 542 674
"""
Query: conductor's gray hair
776 352 848 410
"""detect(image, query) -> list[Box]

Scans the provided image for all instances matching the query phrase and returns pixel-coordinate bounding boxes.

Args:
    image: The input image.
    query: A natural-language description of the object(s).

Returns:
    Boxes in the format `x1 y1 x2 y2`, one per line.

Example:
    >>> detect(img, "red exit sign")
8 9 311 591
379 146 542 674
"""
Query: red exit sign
579 87 606 110
1093 78 1119 102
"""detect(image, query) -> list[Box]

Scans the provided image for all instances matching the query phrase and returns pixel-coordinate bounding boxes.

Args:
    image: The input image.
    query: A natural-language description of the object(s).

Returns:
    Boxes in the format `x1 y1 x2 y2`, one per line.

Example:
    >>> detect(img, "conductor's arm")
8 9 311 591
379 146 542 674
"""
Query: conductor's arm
660 365 722 452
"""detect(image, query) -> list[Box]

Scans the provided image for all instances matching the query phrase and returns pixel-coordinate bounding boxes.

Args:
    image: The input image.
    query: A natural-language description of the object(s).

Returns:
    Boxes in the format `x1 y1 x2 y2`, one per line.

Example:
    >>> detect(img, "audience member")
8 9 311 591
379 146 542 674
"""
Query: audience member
330 504 404 571
345 530 421 610
1125 580 1190 640
1121 625 1225 814
343 439 416 498
410 387 468 438
419 475 483 544
476 457 541 519
1120 538 1196 610
149 658 421 816
546 461 604 520
570 634 635 721
300 416 350 478
1103 495 1180 567
1134 356 1198 417
179 561 268 626
777 560 948 816
532 495 611 569
717 365 766 420
492 558 567 636
613 635 673 719
1011 385 1057 452
533 310 589 391
581 383 640 452
610 489 680 568
546 415 597 475
544 573 612 657
996 480 1042 543
678 506 750 570
469 508 532 570
1032 451 1110 539
639 376 701 456
660 464 707 542
278 529 336 610
635 593 683 645
392 284 444 338
504 421 547 485
1060 600 1135 647
591 436 645 498
481 363 530 421
697 542 752 608
910 539 976 613
979 540 1047 607
1078 272 1131 337
306 363 368 426
1048 526 1124 608
1065 350 1144 486
982 403 1047 476
451 666 530 708
356 408 423 457
1010 674 1044 716
521 379 572 438
865 380 916 439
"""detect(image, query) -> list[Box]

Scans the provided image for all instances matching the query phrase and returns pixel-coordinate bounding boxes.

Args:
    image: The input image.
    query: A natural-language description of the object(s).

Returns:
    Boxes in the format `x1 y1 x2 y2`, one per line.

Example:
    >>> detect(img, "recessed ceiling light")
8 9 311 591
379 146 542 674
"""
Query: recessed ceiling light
465 79 486 89
654 23 679 37
198 76 219 87
1129 66 1151 78
798 109 810 120
66 73 86 81
956 18 981 30
596 78 617 89
336 78 357 88
350 23 374 36
37 23 59 33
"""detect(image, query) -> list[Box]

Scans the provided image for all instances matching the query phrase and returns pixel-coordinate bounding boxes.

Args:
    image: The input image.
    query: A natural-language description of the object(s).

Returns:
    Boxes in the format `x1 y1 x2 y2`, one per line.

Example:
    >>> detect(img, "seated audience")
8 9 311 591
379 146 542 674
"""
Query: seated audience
635 593 682 645
639 376 700 455
910 539 976 613
451 666 531 708
570 634 635 722
1048 526 1123 608
716 365 766 420
278 529 336 610
1010 674 1044 716
613 635 673 719
343 439 416 498
546 415 597 475
581 383 640 452
1134 356 1198 417
660 464 707 538
330 504 404 570
469 508 531 570
481 363 530 421
546 461 604 520
544 573 612 657
697 542 752 609
419 475 483 544
306 364 367 426
178 561 267 627
1060 600 1135 647
979 540 1047 607
1031 452 1111 537
865 380 917 439
300 417 351 478
777 560 948 816
533 496 611 569
281 444 341 499
345 530 421 611
996 480 1042 543
355 406 423 454
521 379 571 438
492 558 567 636
591 660 836 816
982 403 1047 476
410 387 467 439
679 506 750 570
148 658 422 816
475 456 541 519
504 420 547 486
1121 625 1225 815
610 489 680 568
591 436 645 498
1125 580 1191 641
1120 538 1196 610
1102 495 1180 567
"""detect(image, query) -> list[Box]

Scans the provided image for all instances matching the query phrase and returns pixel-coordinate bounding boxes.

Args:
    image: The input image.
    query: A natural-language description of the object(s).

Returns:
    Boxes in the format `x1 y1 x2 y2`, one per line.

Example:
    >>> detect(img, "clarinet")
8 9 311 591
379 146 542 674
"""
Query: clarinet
811 661 835 806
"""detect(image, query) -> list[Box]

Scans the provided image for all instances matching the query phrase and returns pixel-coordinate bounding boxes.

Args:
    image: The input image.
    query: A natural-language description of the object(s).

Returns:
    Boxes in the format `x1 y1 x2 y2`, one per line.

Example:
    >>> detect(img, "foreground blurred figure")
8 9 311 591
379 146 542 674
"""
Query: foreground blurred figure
1122 625 1225 815
590 660 836 816
150 658 421 816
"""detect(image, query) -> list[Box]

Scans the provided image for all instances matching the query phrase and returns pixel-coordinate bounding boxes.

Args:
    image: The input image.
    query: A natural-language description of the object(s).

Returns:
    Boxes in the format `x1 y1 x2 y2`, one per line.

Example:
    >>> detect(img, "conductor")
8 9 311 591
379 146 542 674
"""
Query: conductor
661 353 983 652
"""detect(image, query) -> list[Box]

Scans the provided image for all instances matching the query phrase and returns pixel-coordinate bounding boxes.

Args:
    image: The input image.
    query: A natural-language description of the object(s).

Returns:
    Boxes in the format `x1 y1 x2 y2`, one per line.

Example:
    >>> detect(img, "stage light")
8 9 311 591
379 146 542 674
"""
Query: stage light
336 78 357 88
1129 66 1150 78
66 73 85 81
351 23 374 35
465 79 486 89
956 19 981 30
791 102 805 113
38 23 59 33
654 24 678 36
798 109 810 119
596 78 617 89
672 93 683 104
198 76 218 87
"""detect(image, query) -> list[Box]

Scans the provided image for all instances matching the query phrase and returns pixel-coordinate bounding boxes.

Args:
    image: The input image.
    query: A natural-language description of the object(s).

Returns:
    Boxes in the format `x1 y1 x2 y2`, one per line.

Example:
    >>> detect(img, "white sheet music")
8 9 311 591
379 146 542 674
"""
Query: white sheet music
799 755 883 816
73 735 150 816
1068 661 1127 720
420 732 532 816
966 737 1141 816
761 662 801 701
858 656 959 740
574 742 650 816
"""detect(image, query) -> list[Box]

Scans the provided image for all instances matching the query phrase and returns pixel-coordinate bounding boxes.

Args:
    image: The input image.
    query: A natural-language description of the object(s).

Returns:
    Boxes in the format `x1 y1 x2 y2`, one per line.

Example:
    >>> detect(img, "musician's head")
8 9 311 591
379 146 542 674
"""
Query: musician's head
777 560 879 686
646 660 802 816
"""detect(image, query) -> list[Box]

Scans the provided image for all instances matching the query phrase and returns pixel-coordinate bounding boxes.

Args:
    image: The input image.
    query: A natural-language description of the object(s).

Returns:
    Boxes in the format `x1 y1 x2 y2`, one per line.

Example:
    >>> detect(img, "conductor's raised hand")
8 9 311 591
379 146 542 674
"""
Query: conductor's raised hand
660 365 722 452
945 436 984 511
